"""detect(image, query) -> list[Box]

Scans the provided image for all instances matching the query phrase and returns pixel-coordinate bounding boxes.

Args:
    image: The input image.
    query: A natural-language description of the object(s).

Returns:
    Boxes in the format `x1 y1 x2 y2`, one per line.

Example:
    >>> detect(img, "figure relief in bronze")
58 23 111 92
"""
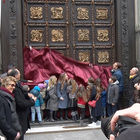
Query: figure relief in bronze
97 51 109 63
97 29 109 42
77 7 89 20
78 51 90 63
51 7 63 20
96 8 108 20
30 30 43 42
51 29 64 42
30 7 43 19
78 29 89 41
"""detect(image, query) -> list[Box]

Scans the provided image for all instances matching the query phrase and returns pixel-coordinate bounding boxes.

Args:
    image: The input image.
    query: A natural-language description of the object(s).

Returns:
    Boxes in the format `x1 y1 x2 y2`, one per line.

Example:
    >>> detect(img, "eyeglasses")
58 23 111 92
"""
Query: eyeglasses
9 84 16 87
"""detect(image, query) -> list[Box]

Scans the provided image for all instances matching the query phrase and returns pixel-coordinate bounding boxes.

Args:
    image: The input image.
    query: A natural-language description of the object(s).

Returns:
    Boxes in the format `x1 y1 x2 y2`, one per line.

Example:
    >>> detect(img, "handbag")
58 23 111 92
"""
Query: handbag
88 98 99 107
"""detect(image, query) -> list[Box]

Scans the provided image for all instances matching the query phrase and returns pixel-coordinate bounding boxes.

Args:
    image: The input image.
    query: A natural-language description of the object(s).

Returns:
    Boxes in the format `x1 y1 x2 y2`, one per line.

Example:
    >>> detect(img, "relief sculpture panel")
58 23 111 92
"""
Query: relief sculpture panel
77 7 89 20
96 8 108 20
77 29 89 42
30 6 43 19
30 29 43 42
51 29 64 42
51 7 63 20
78 51 90 63
97 51 109 63
97 29 109 42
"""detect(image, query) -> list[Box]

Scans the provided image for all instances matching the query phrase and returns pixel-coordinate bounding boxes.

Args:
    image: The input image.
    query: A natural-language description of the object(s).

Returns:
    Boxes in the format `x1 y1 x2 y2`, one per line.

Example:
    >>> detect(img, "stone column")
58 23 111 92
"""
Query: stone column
135 0 140 71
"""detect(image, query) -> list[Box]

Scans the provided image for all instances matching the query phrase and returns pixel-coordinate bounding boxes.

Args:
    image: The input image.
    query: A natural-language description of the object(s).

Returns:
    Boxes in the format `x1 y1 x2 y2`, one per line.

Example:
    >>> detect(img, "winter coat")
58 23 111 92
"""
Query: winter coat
127 74 140 101
13 82 35 134
77 97 87 108
88 85 96 101
67 85 77 108
101 90 107 107
47 85 58 111
111 69 124 92
107 82 119 104
57 82 68 109
40 88 47 110
134 90 140 103
0 90 20 140
30 86 44 107
92 97 102 117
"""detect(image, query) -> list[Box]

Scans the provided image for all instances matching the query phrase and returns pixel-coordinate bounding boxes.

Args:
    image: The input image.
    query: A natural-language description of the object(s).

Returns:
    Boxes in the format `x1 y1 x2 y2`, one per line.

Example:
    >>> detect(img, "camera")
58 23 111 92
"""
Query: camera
101 115 139 139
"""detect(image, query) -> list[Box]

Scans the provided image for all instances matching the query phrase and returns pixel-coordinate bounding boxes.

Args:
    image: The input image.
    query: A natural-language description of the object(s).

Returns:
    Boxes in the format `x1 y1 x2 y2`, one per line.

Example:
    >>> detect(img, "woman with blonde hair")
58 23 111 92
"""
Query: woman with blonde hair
0 76 21 140
47 75 58 121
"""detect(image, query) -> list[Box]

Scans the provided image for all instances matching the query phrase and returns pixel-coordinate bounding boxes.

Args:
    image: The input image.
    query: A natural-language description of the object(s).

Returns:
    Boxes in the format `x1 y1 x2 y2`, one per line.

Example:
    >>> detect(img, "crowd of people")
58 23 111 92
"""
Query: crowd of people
0 62 140 140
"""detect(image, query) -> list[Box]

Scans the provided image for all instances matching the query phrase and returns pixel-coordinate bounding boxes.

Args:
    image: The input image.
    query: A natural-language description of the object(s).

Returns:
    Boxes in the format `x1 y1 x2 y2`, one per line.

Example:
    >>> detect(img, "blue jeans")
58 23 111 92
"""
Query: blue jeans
31 106 42 122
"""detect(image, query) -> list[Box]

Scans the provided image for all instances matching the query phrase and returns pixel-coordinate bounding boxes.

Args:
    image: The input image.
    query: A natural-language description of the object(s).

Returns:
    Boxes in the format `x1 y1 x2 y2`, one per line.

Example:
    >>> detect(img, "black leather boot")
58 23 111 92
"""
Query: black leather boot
54 111 59 121
49 111 54 122
64 110 69 120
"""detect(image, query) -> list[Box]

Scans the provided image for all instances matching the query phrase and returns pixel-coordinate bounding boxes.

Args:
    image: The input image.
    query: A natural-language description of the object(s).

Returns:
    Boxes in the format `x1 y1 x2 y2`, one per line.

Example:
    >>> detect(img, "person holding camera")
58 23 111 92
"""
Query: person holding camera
108 103 140 140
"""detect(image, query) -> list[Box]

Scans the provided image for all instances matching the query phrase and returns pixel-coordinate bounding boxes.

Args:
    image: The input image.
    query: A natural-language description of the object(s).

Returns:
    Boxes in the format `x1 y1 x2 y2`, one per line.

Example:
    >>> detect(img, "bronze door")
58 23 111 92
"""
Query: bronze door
23 0 115 66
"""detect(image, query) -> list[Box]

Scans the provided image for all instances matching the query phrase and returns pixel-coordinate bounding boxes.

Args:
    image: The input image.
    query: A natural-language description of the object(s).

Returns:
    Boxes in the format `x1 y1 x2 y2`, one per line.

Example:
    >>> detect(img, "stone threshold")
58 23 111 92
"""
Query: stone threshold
26 122 101 135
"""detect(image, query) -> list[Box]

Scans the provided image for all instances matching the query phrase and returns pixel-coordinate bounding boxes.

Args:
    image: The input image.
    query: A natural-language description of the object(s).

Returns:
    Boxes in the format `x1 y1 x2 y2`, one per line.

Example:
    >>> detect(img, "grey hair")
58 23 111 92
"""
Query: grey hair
132 67 139 74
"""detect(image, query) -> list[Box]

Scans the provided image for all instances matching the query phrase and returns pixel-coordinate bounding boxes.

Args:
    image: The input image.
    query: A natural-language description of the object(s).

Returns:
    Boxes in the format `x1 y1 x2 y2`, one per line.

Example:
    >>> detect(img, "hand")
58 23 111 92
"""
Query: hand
111 103 140 132
109 134 115 140
32 96 37 102
60 97 64 101
28 93 34 98
27 80 33 83
14 132 20 140
112 103 115 106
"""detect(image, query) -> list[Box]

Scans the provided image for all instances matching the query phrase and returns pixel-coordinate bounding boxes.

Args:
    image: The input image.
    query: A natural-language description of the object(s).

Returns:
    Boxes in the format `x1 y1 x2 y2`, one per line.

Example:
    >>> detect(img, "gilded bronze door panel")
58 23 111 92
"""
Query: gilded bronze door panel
23 0 115 65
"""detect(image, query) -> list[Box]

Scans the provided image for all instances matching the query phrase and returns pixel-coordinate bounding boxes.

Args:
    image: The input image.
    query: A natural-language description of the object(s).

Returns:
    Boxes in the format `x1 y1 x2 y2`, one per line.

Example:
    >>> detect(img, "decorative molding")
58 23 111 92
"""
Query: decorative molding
9 0 17 67
121 0 129 91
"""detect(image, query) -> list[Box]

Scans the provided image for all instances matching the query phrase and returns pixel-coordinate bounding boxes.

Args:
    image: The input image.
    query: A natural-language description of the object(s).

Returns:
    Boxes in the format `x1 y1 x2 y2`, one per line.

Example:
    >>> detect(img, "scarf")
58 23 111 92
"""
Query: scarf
0 87 15 98
129 74 136 79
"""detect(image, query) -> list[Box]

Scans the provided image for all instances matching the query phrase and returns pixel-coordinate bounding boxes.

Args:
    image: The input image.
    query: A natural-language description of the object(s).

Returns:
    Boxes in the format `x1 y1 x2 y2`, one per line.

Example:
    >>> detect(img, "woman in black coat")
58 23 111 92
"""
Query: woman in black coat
0 76 21 140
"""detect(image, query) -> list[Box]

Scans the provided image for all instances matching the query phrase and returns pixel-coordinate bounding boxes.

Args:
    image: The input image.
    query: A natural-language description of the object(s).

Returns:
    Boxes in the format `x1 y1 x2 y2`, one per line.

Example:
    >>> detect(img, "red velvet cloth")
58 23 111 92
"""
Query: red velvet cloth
23 47 112 88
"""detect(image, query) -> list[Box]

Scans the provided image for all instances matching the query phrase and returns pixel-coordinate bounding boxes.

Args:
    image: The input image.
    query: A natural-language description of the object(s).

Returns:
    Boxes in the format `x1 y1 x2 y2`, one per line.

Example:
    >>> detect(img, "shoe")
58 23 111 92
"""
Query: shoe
49 118 55 122
96 121 101 126
31 121 35 124
64 117 70 120
88 122 97 127
60 117 64 121
39 121 43 124
54 117 59 121
79 120 87 127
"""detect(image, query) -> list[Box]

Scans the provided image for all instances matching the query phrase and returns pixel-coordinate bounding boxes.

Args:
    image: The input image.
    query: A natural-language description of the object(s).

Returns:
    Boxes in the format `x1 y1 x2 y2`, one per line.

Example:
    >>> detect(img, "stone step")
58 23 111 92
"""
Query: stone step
27 120 101 134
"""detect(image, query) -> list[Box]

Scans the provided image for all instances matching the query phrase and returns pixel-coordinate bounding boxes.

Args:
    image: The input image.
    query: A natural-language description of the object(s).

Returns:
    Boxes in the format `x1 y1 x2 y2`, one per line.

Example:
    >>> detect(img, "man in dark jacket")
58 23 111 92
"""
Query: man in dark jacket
111 62 124 109
127 67 140 107
7 68 36 140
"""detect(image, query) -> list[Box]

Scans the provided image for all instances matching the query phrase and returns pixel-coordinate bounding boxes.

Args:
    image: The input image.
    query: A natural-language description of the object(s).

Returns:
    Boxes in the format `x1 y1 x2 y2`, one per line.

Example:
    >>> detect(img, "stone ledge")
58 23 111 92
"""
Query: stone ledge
26 124 101 134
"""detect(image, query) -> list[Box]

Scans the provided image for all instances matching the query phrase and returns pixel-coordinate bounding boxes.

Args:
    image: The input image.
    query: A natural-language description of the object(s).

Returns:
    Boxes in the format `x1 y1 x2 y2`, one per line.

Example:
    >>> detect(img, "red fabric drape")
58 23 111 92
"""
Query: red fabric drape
23 48 112 88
